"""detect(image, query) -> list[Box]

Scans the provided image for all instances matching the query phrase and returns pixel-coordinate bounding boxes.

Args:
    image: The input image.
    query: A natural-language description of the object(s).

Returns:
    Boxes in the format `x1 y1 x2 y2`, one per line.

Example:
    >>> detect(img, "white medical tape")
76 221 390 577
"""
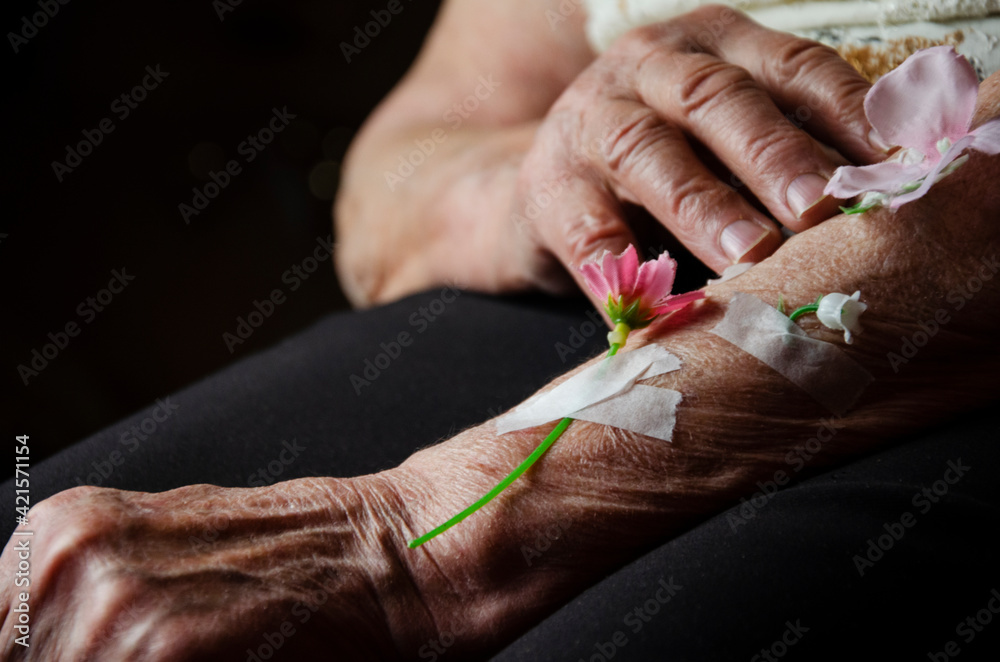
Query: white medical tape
572 384 682 442
709 292 873 415
707 262 755 285
494 344 683 442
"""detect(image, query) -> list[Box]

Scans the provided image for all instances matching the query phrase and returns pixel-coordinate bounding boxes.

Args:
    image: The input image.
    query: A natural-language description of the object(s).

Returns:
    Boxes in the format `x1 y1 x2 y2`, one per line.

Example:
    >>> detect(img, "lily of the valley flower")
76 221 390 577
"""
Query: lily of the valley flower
825 46 1000 212
816 291 867 344
580 245 705 346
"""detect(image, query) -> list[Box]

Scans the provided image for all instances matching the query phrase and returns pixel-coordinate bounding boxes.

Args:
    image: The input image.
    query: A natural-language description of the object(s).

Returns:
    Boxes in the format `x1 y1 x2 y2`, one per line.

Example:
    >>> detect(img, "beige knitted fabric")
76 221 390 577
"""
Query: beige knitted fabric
583 0 1000 79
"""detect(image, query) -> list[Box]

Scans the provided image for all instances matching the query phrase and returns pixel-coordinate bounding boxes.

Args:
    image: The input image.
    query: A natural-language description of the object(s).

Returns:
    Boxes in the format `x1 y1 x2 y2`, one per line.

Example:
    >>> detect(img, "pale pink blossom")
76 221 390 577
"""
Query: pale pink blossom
825 46 1000 211
580 245 704 328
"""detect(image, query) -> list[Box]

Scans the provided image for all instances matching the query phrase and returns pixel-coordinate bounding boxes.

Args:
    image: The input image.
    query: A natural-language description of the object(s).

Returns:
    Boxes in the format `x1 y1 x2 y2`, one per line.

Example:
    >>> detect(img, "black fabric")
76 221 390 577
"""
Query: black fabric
1 290 608 515
492 410 1000 661
4 290 999 661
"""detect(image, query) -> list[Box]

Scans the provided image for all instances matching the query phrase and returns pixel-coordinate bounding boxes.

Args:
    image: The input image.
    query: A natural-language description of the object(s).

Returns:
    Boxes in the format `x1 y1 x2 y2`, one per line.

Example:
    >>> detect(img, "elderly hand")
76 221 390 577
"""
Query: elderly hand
510 5 884 306
0 478 425 661
335 2 883 308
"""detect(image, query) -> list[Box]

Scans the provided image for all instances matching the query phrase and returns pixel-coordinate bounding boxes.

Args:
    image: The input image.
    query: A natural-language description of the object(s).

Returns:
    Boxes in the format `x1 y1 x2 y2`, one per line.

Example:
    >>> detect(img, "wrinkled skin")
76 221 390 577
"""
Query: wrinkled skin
335 2 881 308
4 144 1000 659
6 3 1000 660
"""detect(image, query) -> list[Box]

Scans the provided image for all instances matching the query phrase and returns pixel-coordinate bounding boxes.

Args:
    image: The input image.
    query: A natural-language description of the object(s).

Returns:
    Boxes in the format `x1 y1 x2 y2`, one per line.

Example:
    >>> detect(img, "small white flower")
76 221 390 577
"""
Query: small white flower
816 291 867 344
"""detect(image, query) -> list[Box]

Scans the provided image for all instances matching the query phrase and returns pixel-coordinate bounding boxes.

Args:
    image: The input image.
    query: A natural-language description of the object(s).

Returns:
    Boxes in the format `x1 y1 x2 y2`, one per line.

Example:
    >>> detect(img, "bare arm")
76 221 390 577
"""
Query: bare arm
6 104 1000 658
386 144 1000 655
334 0 594 304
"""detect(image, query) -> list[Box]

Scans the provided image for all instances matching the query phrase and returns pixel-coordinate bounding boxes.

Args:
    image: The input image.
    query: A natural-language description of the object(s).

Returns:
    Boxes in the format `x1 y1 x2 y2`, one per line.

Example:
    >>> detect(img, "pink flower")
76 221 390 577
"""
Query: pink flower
825 46 1000 212
580 245 704 329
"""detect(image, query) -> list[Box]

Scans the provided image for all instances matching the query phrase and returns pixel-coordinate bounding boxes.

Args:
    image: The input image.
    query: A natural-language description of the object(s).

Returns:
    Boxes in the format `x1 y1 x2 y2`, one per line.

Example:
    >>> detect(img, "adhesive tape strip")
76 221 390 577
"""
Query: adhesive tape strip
707 262 754 285
494 344 683 441
710 292 873 415
573 384 682 442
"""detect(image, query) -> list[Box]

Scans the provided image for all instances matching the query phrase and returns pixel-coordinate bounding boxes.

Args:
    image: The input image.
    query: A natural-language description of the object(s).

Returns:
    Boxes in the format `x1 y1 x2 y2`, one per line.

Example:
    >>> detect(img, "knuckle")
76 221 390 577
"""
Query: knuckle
665 176 725 230
38 489 124 552
562 214 624 266
764 37 845 94
828 78 874 124
27 485 99 522
742 128 801 172
48 514 109 555
599 110 665 177
674 58 756 119
612 23 667 60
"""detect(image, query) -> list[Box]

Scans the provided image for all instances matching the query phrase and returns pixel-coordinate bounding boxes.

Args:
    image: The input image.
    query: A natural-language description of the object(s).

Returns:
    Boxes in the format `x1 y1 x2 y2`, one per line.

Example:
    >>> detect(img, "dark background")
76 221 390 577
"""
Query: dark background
3 0 444 467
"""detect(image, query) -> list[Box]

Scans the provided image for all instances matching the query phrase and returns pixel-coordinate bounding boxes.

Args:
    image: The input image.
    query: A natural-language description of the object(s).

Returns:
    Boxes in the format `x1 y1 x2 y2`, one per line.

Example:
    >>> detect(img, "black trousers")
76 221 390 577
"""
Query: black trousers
4 290 999 661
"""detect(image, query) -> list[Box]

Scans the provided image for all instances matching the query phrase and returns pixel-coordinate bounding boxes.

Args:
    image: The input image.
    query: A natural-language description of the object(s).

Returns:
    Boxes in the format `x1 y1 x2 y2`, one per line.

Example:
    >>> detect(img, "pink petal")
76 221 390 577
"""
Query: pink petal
598 245 639 299
890 135 975 207
825 161 927 197
649 290 706 315
865 46 979 155
971 119 1000 155
616 244 641 297
580 260 612 300
634 251 677 304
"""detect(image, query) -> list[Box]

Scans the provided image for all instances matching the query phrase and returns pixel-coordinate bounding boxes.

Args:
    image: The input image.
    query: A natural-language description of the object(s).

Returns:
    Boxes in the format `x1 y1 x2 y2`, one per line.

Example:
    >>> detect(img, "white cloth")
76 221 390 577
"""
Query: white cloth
584 0 1000 77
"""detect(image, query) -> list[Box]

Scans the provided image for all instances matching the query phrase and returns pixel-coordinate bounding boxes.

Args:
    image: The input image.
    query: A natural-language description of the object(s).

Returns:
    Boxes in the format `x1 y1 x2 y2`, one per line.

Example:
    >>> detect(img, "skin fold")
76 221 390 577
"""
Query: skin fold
4 3 1000 660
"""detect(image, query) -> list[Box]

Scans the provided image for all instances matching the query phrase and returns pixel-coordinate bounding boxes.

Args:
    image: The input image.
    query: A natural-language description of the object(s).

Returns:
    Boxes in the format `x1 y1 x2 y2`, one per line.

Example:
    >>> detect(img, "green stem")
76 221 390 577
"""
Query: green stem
408 342 621 548
788 303 819 322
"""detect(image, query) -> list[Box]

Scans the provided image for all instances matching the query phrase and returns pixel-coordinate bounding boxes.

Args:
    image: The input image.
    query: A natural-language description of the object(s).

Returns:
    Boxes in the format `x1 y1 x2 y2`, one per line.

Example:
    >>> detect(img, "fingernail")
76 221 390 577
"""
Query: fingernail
868 128 891 152
786 173 830 219
720 220 770 263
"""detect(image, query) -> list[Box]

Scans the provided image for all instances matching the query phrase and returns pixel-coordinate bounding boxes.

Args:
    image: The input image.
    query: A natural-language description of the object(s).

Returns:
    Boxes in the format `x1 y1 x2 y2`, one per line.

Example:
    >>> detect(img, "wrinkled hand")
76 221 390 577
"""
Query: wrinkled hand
0 479 414 661
509 5 882 305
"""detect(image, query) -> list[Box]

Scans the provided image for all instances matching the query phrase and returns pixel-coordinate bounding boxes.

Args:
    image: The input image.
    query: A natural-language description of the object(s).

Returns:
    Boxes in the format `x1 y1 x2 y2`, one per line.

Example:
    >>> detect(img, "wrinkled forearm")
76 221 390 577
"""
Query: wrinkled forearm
357 143 1000 658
